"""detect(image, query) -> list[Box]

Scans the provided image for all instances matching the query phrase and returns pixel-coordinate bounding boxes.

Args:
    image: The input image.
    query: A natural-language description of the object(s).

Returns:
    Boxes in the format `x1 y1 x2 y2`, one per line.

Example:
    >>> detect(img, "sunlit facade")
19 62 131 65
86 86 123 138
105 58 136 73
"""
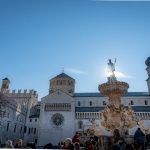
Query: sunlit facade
0 57 150 147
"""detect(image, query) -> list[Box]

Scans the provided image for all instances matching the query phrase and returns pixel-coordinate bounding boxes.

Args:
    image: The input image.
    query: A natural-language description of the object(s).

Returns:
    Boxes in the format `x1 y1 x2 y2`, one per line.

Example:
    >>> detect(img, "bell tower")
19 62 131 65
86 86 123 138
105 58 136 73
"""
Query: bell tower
145 57 150 94
1 78 10 93
49 72 75 96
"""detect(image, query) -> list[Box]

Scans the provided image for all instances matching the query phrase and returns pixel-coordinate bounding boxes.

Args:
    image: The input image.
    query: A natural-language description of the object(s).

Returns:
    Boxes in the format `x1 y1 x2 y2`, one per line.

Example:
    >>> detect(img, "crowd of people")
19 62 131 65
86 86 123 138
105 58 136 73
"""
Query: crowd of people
1 129 150 149
111 128 149 150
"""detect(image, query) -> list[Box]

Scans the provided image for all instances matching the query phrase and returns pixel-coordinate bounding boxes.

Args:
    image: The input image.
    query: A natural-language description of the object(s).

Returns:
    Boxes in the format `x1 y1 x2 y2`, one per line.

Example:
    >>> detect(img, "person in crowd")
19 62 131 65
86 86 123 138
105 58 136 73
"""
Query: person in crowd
74 142 80 150
26 142 36 149
58 141 64 149
63 138 74 150
118 137 126 150
107 137 113 150
112 139 120 150
4 140 14 148
134 128 145 150
113 129 121 143
145 133 150 148
43 142 53 149
72 132 80 144
125 143 134 150
14 139 24 148
85 140 95 150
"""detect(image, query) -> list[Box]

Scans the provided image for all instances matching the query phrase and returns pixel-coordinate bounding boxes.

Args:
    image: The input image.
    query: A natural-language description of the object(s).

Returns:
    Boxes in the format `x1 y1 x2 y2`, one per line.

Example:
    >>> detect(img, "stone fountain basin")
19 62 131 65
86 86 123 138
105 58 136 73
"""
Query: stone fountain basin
99 81 129 97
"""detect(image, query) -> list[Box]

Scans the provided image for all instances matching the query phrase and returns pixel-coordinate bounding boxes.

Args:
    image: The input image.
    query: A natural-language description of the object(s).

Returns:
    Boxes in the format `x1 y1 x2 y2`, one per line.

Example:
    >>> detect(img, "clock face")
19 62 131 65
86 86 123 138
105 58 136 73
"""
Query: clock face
51 113 64 127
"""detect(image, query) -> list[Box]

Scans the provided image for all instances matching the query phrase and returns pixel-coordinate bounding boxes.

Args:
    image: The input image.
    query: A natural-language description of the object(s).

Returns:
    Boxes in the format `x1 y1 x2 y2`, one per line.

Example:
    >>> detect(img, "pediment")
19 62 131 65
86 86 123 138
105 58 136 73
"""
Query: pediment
41 90 74 103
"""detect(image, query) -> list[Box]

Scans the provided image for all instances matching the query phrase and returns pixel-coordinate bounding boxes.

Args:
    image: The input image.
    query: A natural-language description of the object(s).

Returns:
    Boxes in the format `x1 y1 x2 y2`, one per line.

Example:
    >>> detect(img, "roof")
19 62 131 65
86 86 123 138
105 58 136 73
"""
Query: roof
74 92 150 97
51 73 75 81
3 77 9 81
76 106 150 112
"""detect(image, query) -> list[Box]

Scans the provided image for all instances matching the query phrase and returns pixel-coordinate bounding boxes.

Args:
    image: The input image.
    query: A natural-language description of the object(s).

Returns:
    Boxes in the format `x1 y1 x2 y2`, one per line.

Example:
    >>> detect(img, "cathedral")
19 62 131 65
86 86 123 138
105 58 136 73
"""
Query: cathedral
0 57 150 147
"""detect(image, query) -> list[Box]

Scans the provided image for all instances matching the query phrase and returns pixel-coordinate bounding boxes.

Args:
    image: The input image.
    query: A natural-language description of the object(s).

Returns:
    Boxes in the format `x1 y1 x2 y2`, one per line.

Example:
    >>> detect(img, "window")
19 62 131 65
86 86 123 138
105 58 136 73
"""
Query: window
34 128 36 134
31 128 33 134
14 124 16 132
89 101 92 106
78 101 80 106
24 126 27 133
28 128 30 134
130 101 134 105
78 121 83 129
103 101 106 105
35 139 37 144
145 100 148 105
6 122 9 131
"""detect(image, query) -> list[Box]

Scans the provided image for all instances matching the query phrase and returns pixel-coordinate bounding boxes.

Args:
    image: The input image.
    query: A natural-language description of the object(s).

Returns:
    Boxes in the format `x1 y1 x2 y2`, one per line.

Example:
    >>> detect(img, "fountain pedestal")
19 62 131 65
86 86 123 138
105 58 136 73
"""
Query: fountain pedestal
98 59 137 134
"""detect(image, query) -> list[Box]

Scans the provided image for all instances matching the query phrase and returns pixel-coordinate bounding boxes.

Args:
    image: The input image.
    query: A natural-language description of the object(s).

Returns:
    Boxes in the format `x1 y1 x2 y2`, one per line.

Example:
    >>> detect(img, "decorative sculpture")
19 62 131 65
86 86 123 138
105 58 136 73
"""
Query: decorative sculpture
107 59 117 82
99 59 137 135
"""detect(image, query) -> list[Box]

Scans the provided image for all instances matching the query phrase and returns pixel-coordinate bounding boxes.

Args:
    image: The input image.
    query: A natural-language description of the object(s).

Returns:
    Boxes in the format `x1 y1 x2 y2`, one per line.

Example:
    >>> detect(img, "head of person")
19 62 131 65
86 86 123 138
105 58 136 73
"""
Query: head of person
5 140 13 148
76 132 80 136
18 139 23 145
15 139 23 148
64 138 72 148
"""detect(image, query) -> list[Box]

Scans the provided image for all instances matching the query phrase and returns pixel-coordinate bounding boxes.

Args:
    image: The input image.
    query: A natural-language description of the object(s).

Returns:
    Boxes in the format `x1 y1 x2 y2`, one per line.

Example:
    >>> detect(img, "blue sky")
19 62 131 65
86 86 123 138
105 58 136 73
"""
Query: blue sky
0 0 150 99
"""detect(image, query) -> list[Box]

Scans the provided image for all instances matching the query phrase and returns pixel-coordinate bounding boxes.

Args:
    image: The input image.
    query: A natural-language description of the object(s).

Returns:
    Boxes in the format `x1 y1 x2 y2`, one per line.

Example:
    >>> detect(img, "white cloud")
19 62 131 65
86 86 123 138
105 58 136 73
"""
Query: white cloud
65 68 87 75
114 71 133 79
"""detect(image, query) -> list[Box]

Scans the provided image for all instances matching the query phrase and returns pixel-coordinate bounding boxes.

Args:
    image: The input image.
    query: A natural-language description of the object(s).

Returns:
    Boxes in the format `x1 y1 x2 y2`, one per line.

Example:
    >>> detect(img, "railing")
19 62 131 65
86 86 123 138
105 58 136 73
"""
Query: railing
75 112 150 120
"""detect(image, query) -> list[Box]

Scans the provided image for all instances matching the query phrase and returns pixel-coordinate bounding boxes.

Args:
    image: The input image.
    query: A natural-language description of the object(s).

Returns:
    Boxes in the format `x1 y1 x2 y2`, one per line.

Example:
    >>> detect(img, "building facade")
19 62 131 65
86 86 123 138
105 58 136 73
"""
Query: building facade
0 57 150 147
0 78 38 145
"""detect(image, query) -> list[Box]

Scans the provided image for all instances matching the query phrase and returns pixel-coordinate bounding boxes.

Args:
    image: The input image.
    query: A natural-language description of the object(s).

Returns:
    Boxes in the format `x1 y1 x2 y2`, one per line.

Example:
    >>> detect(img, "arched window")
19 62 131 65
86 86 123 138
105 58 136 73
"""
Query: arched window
89 101 92 106
78 121 83 129
130 100 134 105
78 101 80 106
145 100 148 105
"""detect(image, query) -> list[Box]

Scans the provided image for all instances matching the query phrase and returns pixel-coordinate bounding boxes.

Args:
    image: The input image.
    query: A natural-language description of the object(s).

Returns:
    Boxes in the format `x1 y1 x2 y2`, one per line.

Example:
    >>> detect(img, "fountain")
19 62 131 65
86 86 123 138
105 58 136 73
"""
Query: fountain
98 59 137 135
